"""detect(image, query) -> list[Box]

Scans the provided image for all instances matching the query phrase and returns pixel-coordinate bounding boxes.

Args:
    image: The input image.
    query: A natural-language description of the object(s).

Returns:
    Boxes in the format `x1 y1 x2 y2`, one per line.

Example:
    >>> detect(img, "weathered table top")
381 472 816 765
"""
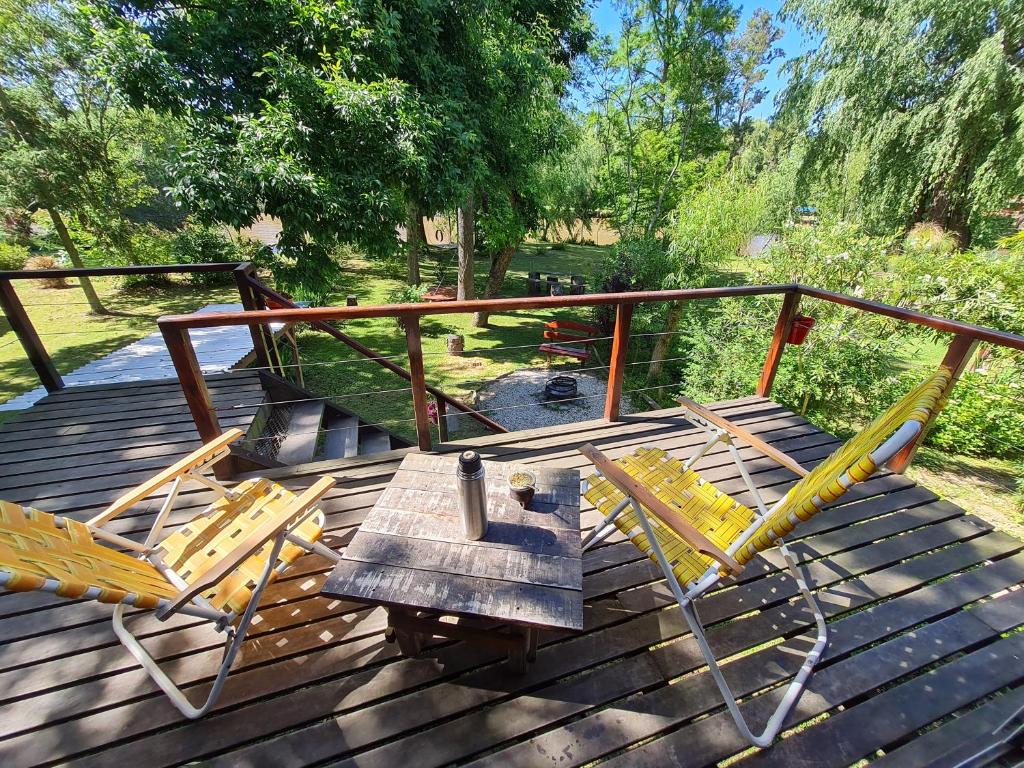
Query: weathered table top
323 453 583 631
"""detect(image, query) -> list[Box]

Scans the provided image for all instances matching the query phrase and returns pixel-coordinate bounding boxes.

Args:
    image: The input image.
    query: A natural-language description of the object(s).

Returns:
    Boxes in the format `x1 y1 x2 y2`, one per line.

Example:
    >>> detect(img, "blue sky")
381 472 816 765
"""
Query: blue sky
583 0 816 119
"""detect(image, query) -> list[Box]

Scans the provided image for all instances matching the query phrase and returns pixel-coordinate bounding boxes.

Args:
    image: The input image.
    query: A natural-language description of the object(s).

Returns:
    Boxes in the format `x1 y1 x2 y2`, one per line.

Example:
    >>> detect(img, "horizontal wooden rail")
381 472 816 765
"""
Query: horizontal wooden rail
241 275 507 435
156 284 796 328
799 286 1024 352
0 262 243 280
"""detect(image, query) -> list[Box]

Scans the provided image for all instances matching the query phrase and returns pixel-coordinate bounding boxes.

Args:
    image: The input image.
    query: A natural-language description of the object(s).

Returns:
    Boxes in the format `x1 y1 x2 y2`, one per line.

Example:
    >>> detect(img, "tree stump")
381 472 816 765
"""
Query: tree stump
446 334 464 356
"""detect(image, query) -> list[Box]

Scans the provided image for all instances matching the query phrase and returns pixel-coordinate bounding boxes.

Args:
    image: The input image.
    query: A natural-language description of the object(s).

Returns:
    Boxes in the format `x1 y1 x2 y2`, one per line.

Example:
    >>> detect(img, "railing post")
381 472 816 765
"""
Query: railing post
160 322 232 479
233 264 274 372
604 302 634 421
888 332 980 474
757 289 801 398
0 277 63 392
403 314 433 451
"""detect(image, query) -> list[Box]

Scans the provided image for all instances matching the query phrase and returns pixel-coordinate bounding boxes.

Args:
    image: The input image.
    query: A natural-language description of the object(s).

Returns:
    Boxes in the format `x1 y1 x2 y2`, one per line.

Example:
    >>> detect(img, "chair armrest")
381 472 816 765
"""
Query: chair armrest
162 475 336 617
87 429 246 528
578 444 742 575
675 396 809 478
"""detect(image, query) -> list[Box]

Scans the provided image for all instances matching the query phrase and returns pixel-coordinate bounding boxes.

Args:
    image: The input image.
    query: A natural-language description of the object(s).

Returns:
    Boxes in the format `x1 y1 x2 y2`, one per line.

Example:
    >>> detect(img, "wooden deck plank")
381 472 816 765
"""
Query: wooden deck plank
0 395 1020 768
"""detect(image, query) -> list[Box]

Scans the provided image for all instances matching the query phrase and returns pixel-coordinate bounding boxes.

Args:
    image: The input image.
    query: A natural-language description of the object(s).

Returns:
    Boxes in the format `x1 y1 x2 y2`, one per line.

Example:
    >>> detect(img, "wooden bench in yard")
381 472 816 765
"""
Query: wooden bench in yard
538 320 601 362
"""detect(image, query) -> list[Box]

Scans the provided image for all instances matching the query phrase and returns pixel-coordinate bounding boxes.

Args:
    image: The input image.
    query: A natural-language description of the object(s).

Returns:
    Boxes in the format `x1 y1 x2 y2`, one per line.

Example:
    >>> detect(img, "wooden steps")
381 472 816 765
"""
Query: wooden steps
238 373 409 467
322 413 360 459
276 401 326 465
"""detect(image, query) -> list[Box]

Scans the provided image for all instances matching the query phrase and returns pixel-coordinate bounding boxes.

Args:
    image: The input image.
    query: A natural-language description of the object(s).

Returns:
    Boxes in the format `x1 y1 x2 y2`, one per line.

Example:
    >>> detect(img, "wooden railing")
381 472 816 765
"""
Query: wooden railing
238 271 507 436
0 262 495 439
157 283 1024 467
0 262 244 393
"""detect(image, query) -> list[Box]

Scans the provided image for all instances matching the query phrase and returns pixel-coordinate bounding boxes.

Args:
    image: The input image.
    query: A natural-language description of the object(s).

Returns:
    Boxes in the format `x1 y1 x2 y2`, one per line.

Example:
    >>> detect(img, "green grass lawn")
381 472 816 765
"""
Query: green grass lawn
292 243 613 443
0 275 241 404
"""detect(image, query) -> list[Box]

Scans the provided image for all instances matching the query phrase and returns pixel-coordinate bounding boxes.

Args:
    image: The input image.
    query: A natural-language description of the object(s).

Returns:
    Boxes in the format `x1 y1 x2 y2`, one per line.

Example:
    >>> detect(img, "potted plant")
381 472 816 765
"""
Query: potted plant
508 469 537 507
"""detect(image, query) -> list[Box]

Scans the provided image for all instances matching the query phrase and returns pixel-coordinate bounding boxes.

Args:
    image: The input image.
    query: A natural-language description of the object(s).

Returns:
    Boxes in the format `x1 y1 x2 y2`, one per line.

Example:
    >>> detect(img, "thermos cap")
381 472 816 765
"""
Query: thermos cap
458 450 482 474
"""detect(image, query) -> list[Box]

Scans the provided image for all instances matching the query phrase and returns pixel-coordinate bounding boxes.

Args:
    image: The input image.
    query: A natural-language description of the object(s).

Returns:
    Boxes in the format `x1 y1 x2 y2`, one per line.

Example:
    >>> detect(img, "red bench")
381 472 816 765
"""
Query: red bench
539 320 600 362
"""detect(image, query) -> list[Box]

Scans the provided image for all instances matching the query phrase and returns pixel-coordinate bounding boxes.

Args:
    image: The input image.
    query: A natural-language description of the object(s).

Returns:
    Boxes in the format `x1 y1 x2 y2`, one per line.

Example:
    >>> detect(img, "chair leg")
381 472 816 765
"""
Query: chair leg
581 498 628 551
113 604 244 719
113 533 288 719
679 546 829 748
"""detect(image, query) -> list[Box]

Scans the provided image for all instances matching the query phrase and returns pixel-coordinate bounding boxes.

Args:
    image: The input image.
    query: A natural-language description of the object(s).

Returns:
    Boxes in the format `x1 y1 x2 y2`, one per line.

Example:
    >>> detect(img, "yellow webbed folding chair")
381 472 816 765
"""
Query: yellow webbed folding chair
0 429 340 719
579 367 951 747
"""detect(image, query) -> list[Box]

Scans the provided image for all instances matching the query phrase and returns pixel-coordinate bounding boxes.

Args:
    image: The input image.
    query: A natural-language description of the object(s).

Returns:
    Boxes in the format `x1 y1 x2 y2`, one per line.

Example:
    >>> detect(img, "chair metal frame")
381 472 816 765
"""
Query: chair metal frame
580 404 925 748
0 429 341 719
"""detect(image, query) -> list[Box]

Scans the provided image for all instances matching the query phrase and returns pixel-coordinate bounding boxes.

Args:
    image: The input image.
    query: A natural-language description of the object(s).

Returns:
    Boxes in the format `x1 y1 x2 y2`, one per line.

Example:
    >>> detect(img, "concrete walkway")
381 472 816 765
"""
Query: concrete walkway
1 304 276 411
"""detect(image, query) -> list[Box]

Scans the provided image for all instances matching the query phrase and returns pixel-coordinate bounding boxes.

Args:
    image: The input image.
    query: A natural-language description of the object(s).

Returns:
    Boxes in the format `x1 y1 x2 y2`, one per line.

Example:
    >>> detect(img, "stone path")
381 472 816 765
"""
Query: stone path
0 304 277 411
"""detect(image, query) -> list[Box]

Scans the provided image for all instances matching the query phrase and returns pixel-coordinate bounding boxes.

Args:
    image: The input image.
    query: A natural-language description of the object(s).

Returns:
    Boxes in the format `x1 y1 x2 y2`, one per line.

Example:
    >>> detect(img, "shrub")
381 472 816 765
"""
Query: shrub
117 228 175 290
926 371 1024 458
385 284 426 332
24 254 69 289
0 242 30 271
904 222 957 254
171 226 238 286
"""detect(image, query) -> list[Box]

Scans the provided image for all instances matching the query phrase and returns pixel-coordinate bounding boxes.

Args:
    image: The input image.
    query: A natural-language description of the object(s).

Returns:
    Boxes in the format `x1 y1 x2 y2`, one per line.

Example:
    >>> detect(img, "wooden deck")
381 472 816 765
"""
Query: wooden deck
1 396 1022 767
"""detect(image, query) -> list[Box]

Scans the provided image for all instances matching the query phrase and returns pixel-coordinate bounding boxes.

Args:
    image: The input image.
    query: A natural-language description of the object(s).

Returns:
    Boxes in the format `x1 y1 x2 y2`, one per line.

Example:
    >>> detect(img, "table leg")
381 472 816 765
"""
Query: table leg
385 608 424 657
526 627 539 662
507 626 537 674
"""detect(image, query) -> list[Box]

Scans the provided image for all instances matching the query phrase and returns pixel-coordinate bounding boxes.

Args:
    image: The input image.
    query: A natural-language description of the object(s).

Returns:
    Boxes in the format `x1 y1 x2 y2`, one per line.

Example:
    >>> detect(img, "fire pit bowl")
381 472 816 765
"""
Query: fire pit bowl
544 375 579 401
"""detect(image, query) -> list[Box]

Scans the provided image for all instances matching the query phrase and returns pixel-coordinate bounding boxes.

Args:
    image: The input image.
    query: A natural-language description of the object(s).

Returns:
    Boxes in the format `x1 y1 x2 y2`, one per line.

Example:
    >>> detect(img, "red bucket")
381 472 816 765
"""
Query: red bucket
787 315 816 345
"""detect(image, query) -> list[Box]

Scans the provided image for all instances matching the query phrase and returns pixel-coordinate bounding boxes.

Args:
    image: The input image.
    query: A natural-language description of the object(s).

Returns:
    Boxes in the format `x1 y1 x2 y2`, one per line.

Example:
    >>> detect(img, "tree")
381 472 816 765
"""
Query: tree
590 0 736 237
781 0 1024 247
91 0 588 300
457 195 475 300
721 9 783 160
533 126 602 241
0 1 131 313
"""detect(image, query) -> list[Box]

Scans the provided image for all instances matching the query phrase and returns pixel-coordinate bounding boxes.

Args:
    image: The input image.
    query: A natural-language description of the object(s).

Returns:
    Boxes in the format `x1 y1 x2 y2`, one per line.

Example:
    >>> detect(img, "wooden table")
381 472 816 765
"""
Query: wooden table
322 453 583 672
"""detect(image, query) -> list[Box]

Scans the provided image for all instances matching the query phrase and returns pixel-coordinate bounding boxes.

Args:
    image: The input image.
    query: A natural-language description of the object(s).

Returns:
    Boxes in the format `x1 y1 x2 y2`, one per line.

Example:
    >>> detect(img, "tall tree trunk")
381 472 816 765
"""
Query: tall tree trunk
417 209 430 245
406 202 422 285
46 207 107 315
457 193 475 301
647 300 684 380
472 245 517 327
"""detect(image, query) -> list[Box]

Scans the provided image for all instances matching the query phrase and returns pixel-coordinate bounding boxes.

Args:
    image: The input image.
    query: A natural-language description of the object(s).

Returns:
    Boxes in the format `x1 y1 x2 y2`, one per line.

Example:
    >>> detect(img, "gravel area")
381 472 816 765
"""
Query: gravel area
473 367 635 432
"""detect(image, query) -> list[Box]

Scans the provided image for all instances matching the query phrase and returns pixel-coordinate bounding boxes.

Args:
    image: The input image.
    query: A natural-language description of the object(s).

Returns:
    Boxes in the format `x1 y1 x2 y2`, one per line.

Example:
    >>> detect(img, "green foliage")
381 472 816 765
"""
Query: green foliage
90 0 589 296
170 226 238 286
999 231 1024 254
385 284 428 306
533 127 601 239
669 167 767 285
0 242 28 270
927 372 1024 458
590 0 737 237
1016 465 1024 515
781 0 1024 246
0 2 174 265
721 9 784 158
597 236 672 292
678 221 907 429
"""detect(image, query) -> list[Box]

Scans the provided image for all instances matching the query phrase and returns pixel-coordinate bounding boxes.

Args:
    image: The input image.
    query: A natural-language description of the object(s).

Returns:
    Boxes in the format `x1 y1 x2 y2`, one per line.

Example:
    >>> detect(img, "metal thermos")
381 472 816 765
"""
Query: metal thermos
456 450 488 540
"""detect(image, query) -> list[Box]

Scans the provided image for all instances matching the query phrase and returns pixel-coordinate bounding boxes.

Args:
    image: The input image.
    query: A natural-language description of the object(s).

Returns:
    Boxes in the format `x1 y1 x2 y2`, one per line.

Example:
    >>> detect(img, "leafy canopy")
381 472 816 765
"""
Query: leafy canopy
781 0 1024 246
88 0 588 291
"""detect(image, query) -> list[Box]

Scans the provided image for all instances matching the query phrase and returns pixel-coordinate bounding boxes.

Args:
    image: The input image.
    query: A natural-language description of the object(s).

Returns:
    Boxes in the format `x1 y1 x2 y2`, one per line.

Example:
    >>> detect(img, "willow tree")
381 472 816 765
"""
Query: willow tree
782 0 1024 247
